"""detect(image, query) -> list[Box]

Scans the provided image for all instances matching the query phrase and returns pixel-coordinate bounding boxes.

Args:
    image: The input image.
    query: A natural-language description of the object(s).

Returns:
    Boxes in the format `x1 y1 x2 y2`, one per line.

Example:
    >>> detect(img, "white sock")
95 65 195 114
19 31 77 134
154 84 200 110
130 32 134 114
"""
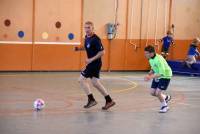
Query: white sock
161 101 167 107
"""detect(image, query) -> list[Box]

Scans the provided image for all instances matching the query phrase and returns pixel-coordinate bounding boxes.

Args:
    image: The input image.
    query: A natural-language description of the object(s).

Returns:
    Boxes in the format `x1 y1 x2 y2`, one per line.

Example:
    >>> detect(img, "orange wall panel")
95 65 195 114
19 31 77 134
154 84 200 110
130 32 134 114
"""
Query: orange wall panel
125 39 149 70
32 45 80 71
0 40 197 71
109 39 126 70
101 40 109 70
0 45 32 70
169 40 192 60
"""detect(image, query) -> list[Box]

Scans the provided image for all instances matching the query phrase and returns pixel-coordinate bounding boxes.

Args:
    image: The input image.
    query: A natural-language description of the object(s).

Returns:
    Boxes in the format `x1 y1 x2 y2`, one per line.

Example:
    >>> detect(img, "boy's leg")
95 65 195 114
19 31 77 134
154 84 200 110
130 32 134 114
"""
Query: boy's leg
152 88 170 103
150 88 156 97
156 79 171 113
161 46 167 59
161 52 166 59
163 52 169 59
150 78 159 96
91 77 116 110
186 56 196 68
161 47 169 59
155 89 167 104
156 89 169 113
150 80 167 112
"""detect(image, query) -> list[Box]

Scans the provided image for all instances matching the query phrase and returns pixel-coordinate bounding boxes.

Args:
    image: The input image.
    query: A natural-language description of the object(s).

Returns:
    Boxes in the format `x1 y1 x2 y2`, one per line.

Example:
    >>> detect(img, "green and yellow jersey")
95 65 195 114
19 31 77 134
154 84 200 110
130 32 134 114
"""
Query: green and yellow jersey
149 54 172 79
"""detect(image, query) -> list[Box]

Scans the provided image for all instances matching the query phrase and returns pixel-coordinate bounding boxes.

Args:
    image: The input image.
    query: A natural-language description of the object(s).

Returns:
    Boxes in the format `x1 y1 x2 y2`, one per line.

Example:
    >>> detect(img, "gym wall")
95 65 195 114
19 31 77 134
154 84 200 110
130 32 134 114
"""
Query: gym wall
0 0 200 71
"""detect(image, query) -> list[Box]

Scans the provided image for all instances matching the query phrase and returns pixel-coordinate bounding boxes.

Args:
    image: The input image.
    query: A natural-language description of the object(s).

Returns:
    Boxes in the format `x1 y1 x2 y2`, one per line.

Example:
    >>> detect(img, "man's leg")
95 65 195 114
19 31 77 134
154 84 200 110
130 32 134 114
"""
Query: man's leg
78 75 97 108
91 77 108 96
91 77 115 110
78 75 91 95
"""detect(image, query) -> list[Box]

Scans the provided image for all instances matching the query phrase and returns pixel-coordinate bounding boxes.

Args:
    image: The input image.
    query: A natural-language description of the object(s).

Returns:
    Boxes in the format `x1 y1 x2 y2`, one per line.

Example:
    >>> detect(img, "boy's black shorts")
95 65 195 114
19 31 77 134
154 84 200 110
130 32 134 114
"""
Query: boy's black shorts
151 78 171 90
161 46 169 53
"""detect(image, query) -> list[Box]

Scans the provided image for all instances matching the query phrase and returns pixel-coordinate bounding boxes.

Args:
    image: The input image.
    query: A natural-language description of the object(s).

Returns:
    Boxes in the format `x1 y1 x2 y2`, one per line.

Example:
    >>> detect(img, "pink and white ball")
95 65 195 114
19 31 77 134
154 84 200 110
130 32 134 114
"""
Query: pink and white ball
33 99 45 110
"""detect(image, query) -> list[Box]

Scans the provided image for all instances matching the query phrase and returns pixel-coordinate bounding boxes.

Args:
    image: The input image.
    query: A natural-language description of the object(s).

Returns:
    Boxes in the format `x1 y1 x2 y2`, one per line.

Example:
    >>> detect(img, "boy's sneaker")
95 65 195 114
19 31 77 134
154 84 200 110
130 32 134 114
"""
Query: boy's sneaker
102 101 116 110
84 100 97 108
165 95 171 103
159 105 169 113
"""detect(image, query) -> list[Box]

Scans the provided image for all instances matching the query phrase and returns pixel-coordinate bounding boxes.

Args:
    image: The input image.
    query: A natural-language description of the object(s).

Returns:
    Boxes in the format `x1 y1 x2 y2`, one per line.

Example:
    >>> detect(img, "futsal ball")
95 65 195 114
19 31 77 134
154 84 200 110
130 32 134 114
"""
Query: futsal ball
33 98 45 110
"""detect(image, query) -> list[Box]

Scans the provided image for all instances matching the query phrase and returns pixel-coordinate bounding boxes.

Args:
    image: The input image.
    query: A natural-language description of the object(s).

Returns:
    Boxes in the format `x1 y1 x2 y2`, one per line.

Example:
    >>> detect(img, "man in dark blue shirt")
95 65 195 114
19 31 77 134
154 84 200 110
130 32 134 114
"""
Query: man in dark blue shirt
160 31 174 59
78 21 115 110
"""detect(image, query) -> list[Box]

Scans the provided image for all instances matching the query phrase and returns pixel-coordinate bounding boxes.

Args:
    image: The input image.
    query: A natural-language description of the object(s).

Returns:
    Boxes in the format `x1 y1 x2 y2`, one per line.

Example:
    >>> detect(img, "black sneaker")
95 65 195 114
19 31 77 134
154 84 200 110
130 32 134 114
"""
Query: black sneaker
165 95 171 103
84 100 97 108
102 101 116 110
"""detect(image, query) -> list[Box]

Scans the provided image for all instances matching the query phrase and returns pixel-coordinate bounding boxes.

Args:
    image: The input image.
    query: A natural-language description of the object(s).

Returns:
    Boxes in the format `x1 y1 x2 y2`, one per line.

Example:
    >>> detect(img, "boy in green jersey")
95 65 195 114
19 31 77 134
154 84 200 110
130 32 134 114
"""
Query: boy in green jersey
144 45 172 113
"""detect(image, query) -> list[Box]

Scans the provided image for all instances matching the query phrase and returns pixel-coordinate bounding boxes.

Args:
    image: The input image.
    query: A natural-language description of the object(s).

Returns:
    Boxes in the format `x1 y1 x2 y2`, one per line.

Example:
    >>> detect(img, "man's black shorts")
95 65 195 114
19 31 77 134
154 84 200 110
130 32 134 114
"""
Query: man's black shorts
81 63 102 79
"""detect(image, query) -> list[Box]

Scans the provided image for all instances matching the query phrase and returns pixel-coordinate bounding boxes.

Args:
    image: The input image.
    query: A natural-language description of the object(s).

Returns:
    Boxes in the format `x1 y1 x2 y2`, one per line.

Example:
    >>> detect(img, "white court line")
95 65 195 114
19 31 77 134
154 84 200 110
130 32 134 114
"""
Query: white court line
0 41 32 44
34 42 80 45
178 102 200 108
0 41 81 45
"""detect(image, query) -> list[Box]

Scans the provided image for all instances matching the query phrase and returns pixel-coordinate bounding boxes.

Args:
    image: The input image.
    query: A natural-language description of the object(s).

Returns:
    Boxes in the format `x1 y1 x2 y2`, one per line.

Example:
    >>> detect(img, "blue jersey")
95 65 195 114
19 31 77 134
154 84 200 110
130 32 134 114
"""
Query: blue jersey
84 34 104 65
187 44 199 56
162 36 173 49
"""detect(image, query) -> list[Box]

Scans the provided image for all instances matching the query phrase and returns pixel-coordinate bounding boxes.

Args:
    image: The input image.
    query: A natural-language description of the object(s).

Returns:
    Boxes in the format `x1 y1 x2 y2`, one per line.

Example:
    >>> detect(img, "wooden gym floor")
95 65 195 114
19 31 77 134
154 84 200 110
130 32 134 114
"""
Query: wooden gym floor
0 72 200 134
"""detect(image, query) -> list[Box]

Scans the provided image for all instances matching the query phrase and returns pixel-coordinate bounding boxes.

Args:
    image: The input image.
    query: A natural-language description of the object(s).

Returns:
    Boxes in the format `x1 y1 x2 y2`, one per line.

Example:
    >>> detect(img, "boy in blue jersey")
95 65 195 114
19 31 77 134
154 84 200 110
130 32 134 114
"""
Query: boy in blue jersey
185 38 200 68
160 31 174 59
78 21 115 110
